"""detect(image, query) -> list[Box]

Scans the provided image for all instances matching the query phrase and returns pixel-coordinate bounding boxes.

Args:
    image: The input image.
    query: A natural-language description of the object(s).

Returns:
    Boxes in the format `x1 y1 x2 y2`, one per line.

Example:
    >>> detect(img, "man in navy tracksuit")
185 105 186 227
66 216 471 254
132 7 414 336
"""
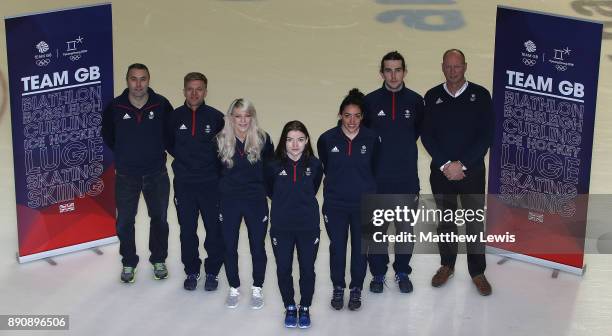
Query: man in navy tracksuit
422 49 493 296
166 72 225 291
102 63 173 283
317 89 379 311
364 51 424 294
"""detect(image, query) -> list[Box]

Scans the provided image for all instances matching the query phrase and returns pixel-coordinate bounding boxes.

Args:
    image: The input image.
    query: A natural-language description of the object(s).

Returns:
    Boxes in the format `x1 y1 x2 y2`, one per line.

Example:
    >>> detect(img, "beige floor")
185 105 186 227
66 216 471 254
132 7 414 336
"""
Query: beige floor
0 1 611 335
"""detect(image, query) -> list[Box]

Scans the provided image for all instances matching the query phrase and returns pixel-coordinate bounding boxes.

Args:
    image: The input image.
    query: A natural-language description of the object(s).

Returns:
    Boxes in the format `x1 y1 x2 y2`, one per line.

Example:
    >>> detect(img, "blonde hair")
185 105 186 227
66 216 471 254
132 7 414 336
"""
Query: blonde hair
217 98 267 168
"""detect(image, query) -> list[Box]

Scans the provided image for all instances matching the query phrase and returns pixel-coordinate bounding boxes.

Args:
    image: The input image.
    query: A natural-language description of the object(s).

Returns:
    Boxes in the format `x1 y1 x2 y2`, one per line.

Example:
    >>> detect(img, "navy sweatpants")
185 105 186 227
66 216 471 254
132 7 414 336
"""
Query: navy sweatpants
367 182 418 277
220 197 269 288
271 228 320 307
323 205 367 290
173 179 225 276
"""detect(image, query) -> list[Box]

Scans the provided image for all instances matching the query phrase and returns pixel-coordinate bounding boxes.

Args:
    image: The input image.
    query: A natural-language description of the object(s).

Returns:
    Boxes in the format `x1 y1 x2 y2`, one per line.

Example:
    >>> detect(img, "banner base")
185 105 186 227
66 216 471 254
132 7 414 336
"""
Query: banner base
17 236 118 264
487 246 585 276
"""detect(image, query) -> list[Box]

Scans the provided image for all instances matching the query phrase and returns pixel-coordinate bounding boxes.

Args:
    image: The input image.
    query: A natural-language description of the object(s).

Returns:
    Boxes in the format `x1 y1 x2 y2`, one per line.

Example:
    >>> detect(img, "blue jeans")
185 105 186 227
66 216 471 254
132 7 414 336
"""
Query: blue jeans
115 170 170 267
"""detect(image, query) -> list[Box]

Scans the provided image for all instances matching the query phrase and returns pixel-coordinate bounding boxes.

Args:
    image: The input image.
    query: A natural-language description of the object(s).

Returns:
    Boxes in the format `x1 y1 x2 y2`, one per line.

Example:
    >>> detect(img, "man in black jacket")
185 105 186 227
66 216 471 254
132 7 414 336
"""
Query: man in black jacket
422 49 493 296
102 63 173 284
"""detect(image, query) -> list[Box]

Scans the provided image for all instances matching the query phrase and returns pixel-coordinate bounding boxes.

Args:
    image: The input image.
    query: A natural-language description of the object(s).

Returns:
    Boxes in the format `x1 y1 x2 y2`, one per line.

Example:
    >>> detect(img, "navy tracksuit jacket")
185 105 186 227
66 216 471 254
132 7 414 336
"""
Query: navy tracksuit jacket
364 83 424 276
266 156 323 307
219 133 274 288
166 102 225 276
317 126 378 289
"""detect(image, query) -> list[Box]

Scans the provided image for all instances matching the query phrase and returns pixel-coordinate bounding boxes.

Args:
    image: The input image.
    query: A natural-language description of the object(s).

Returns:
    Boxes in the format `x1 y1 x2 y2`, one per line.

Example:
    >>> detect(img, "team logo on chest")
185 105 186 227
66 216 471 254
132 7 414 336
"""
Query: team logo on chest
123 113 131 120
148 111 154 119
470 93 476 102
179 124 188 130
204 124 211 133
436 97 443 104
279 170 287 176
404 109 411 119
305 167 311 176
361 145 367 154
377 110 386 117
331 146 339 153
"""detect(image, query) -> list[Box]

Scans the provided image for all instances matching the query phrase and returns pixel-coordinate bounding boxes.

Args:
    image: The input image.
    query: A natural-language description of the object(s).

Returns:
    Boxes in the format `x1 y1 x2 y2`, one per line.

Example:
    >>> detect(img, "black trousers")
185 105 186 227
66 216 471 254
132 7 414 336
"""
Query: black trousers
115 170 170 267
271 228 319 307
173 179 224 276
430 168 486 277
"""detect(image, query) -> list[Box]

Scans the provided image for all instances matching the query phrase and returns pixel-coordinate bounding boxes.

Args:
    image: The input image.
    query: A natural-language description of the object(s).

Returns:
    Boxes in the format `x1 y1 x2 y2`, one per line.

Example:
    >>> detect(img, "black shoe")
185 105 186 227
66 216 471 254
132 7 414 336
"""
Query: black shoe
330 286 344 310
298 305 311 329
204 274 219 291
183 273 200 291
369 275 385 293
348 288 362 311
395 272 413 293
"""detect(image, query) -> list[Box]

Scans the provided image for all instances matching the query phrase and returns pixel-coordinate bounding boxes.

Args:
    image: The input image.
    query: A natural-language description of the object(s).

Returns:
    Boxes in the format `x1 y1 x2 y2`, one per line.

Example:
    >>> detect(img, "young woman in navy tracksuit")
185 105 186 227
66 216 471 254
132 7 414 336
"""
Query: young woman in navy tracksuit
266 121 323 329
216 98 274 309
316 88 379 311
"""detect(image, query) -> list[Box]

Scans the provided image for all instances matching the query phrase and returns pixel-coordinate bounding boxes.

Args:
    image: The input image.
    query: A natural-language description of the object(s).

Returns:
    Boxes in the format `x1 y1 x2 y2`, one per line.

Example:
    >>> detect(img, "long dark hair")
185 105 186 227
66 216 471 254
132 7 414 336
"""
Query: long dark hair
274 120 314 163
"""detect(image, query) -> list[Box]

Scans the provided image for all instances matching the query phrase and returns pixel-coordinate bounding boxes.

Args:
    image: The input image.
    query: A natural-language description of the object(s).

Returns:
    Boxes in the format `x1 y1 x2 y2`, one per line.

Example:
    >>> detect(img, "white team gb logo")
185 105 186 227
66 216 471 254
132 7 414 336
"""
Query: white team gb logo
331 146 339 153
361 145 367 154
219 213 223 222
305 167 311 176
205 124 211 133
470 94 476 102
148 111 154 119
272 237 278 246
404 109 411 119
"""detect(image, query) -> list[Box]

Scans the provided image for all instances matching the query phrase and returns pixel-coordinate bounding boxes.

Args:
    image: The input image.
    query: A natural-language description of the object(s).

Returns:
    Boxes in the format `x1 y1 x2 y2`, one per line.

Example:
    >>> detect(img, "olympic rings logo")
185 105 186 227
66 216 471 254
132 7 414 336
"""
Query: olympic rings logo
555 64 567 71
522 58 536 66
35 59 51 67
69 55 81 61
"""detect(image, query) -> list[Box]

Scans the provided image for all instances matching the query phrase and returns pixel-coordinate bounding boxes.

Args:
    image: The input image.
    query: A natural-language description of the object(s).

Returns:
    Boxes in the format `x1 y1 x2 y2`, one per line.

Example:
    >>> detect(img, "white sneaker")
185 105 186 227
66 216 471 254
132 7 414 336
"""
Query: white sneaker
226 287 240 308
251 286 264 309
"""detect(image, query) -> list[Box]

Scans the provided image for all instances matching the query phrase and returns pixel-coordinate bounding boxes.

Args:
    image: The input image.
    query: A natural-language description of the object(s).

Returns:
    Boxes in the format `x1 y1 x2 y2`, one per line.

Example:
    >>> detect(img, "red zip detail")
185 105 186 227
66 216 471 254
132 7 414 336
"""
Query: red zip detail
347 139 352 156
293 162 297 183
135 112 142 124
191 109 196 137
392 92 396 121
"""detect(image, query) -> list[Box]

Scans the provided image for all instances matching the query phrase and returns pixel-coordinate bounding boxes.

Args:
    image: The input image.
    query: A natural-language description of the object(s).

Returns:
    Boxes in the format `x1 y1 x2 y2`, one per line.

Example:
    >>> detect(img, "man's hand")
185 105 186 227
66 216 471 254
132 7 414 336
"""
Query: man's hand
443 161 465 181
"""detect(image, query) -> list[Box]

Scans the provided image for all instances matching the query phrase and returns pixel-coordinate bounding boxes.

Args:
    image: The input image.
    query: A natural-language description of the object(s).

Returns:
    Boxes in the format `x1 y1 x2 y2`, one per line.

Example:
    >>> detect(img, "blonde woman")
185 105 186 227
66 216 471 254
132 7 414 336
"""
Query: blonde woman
216 98 274 309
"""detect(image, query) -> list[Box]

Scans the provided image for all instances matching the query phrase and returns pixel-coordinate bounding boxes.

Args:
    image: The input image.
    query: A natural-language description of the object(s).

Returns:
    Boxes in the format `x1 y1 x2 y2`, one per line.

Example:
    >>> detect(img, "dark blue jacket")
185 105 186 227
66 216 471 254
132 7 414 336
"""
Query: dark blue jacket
167 102 224 183
317 126 378 209
218 133 274 200
422 82 493 172
364 84 424 192
265 156 323 231
101 88 173 176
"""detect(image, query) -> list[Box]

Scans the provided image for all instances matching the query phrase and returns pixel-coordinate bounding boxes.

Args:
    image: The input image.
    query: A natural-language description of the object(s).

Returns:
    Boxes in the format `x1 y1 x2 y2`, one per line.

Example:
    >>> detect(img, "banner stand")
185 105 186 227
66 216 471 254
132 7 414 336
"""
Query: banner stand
16 237 117 264
487 246 585 276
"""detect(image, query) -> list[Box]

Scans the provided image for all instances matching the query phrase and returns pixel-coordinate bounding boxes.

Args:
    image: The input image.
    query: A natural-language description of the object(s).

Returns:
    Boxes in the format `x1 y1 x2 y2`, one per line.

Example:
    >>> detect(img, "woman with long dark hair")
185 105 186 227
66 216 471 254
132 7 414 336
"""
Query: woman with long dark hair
266 120 322 328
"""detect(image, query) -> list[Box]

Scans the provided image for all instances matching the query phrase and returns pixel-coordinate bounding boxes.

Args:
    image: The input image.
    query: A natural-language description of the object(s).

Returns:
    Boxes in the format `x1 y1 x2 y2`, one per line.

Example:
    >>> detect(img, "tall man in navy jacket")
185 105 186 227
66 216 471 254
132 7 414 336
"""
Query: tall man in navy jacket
422 49 493 296
364 51 424 294
102 63 174 284
166 72 225 291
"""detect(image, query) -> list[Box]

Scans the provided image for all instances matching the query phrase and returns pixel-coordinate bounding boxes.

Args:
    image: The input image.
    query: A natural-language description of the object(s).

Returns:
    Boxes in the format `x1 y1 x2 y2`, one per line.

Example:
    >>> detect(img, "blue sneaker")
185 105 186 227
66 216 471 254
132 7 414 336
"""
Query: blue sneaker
284 305 298 328
395 272 413 293
204 274 219 291
184 273 200 291
298 306 311 329
369 275 385 293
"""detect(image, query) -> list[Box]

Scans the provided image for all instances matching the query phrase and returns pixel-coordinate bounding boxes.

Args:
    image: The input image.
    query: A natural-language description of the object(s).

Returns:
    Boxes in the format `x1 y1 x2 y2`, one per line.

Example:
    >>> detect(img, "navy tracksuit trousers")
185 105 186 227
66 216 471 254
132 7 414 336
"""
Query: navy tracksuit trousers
271 228 320 307
367 182 418 277
173 179 225 276
323 205 367 290
220 197 269 288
